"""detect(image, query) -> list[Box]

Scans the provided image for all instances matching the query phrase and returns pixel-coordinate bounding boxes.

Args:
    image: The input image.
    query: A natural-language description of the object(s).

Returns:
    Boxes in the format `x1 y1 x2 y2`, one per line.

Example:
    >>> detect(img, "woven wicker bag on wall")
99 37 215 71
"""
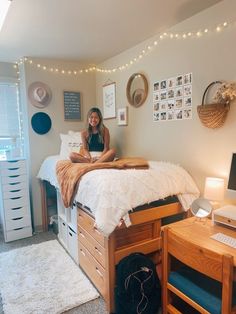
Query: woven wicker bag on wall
197 81 230 129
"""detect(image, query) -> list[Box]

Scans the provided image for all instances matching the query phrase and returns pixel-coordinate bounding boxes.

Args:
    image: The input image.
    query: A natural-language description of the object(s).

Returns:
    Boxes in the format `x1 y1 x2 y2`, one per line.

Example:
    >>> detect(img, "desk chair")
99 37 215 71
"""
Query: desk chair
162 227 236 314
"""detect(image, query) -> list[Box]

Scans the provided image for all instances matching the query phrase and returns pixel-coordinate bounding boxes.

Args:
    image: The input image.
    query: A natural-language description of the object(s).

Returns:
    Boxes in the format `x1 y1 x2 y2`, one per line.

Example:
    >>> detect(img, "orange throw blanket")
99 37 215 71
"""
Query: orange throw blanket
56 157 149 208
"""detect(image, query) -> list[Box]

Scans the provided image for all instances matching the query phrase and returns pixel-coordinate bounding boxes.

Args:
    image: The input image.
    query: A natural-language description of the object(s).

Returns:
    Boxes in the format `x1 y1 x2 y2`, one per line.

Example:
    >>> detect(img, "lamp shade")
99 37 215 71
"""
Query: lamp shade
204 177 224 201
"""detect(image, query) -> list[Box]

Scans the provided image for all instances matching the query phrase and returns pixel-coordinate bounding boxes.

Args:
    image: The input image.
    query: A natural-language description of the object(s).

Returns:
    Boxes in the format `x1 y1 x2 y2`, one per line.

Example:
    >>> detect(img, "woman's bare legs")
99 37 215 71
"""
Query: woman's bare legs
69 152 91 163
95 148 116 163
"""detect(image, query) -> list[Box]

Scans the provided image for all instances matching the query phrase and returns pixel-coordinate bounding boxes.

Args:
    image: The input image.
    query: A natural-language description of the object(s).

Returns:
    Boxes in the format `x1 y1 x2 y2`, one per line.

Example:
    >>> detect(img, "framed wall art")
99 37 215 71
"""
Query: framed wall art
117 107 128 126
63 91 81 121
103 82 116 119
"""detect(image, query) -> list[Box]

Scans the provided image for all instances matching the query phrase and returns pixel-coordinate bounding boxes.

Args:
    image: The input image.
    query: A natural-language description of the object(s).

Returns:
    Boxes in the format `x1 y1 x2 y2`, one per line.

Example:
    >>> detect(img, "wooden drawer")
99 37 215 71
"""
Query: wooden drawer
3 188 28 200
5 205 29 220
78 226 105 268
0 160 26 170
1 174 27 185
5 215 31 231
78 209 105 247
3 195 28 210
79 242 105 297
5 226 32 242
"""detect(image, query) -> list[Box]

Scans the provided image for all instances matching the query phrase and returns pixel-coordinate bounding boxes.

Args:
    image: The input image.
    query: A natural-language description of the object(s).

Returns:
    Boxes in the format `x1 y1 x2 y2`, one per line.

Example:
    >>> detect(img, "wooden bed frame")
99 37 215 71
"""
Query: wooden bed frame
39 180 186 313
77 201 184 313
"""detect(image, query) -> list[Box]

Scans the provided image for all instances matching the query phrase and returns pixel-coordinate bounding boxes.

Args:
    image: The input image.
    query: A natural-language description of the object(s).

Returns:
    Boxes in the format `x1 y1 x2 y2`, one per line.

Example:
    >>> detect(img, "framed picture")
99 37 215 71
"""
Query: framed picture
63 91 81 120
117 107 128 126
103 82 116 119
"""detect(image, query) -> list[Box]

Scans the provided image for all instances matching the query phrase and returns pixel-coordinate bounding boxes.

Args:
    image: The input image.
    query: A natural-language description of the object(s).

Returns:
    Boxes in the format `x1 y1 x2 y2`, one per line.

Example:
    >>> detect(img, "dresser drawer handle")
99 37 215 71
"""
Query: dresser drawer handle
12 217 23 221
9 189 21 193
95 247 102 255
96 267 103 278
79 232 85 238
94 227 101 235
10 196 22 200
8 167 19 171
9 182 20 185
80 249 86 257
9 175 20 178
11 207 23 210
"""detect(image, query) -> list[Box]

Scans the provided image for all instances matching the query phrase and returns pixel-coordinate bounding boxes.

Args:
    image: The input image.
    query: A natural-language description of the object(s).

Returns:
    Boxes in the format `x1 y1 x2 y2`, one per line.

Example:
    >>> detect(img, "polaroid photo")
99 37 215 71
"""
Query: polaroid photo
160 80 167 90
184 73 192 85
153 112 160 122
176 75 183 86
168 77 175 89
153 102 160 111
160 111 167 121
175 87 183 98
175 109 183 120
184 84 192 97
175 98 183 109
160 101 167 111
184 96 192 107
167 110 175 121
160 90 167 100
153 92 160 102
154 82 160 91
167 99 175 110
183 108 192 119
168 89 175 99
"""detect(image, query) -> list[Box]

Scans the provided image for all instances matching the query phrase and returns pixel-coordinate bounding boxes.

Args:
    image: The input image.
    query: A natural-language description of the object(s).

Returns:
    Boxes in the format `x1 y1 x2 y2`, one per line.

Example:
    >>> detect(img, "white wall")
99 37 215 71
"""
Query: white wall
96 0 236 202
20 59 96 229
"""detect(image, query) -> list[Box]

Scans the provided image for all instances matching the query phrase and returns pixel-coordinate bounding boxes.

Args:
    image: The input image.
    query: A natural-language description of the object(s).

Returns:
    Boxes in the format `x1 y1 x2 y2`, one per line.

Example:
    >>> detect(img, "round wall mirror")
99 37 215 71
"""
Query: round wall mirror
190 198 212 218
126 73 148 107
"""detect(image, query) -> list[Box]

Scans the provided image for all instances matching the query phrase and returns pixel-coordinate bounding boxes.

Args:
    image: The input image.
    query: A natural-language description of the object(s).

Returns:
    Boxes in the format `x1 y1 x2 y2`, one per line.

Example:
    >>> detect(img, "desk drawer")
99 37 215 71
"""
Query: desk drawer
3 196 28 210
5 205 29 219
6 215 31 231
79 242 105 297
78 226 105 268
3 188 27 200
1 174 27 185
78 209 105 247
0 160 26 169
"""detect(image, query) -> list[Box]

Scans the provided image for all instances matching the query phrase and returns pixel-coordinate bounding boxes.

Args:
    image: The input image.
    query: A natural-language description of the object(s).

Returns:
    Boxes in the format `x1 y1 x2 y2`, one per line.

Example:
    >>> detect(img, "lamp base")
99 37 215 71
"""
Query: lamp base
212 205 236 228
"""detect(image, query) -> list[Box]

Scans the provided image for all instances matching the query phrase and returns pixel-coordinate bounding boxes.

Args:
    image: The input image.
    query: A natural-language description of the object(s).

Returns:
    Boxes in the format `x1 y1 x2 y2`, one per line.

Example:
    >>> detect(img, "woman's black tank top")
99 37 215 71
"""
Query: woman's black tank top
88 133 104 152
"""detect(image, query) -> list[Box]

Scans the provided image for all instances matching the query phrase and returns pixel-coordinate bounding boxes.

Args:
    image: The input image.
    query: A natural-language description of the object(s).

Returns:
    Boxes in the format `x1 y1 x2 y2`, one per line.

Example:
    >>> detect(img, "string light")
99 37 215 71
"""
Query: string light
14 20 232 75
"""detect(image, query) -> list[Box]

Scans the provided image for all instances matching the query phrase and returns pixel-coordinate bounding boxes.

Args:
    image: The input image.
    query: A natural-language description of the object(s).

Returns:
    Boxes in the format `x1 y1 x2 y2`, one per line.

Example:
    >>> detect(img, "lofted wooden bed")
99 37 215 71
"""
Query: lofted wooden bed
77 201 184 313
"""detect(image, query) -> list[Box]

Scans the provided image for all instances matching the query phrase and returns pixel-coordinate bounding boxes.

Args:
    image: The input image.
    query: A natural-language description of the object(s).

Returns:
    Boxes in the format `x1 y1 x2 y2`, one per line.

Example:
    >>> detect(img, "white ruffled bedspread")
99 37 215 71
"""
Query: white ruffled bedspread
37 156 200 236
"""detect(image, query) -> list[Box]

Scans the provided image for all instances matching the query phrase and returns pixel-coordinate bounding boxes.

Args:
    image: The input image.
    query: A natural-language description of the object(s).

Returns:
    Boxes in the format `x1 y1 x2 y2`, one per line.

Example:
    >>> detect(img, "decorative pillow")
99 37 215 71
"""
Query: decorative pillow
68 130 81 137
59 133 82 159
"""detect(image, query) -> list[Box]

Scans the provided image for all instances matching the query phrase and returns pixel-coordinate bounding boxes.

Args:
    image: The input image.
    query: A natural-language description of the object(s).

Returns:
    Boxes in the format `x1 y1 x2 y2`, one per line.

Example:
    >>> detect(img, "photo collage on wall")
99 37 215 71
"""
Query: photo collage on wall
153 73 192 122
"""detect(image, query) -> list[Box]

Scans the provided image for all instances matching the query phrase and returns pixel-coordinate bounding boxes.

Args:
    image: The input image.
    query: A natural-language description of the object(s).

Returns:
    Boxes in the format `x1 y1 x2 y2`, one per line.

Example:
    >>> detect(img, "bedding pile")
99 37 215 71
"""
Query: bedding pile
37 156 200 236
56 157 149 208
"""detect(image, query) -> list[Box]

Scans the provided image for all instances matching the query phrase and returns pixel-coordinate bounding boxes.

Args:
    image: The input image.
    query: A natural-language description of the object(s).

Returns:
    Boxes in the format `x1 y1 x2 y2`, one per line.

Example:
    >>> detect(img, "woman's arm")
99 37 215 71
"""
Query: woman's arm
81 130 91 159
102 127 110 153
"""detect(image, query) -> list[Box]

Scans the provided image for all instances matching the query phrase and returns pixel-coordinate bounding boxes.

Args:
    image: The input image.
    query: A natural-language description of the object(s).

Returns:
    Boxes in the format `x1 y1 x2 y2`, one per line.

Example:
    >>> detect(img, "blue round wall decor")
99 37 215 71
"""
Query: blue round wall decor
31 112 52 135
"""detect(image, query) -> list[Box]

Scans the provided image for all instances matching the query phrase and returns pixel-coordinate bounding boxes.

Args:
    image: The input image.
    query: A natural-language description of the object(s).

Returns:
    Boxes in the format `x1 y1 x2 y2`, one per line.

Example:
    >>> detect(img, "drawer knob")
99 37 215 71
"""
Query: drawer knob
96 267 103 278
95 247 102 255
79 232 85 238
80 249 86 257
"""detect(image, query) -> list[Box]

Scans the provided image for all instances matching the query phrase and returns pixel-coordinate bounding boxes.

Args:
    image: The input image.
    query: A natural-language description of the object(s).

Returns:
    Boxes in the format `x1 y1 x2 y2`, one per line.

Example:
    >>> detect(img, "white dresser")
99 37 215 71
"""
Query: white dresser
0 159 32 242
57 190 78 264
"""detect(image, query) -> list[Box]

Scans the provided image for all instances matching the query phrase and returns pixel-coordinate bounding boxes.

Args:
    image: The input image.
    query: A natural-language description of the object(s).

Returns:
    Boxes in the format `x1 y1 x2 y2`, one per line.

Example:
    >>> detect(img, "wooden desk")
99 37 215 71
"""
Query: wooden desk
163 217 236 277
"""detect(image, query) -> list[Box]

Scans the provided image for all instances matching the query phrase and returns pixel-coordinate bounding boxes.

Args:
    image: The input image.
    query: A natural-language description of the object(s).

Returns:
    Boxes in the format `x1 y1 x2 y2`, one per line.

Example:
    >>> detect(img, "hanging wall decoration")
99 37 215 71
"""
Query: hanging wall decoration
153 73 192 122
103 82 116 119
28 81 52 108
31 112 52 135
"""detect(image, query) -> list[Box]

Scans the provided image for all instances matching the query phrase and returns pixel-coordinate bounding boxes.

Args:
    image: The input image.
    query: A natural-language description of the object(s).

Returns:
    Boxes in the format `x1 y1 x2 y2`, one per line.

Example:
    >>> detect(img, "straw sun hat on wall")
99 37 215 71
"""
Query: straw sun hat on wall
28 81 52 108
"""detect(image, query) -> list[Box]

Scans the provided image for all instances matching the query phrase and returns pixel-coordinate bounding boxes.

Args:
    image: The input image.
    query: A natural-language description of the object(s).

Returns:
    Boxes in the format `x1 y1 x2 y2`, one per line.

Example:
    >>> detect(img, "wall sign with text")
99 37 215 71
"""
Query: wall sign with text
64 91 81 120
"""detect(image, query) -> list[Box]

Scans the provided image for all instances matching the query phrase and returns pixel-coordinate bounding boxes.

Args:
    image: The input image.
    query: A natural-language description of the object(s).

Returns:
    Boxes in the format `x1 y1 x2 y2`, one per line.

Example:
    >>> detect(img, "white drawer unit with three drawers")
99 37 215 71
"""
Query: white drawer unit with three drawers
0 159 32 242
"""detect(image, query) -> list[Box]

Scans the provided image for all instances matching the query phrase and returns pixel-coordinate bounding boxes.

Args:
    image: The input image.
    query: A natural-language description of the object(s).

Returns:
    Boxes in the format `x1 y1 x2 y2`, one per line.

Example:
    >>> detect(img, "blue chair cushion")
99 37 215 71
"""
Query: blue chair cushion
169 267 236 314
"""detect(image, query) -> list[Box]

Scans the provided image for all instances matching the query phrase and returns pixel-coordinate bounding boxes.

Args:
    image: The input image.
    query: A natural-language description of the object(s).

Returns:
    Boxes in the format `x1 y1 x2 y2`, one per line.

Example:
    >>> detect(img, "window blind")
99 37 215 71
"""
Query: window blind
0 81 24 159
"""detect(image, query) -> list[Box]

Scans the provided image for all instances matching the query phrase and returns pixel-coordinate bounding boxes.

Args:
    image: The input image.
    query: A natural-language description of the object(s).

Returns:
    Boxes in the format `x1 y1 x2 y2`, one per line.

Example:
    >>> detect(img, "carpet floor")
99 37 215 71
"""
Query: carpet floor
0 229 107 314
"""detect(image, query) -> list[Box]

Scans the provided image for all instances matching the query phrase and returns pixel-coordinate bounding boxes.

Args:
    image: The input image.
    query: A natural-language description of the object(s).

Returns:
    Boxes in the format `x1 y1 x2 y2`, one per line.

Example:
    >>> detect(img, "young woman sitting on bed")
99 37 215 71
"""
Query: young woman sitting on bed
69 107 116 163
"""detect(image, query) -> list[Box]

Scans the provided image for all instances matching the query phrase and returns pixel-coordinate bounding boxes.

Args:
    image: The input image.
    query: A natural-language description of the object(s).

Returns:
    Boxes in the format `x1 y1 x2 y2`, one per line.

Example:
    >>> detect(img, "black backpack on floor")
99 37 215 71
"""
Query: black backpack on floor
115 252 161 314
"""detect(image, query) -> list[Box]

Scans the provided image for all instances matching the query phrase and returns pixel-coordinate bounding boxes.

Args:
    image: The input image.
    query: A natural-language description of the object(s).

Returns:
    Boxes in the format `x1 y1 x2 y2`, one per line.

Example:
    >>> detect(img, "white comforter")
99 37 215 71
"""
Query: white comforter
37 156 200 236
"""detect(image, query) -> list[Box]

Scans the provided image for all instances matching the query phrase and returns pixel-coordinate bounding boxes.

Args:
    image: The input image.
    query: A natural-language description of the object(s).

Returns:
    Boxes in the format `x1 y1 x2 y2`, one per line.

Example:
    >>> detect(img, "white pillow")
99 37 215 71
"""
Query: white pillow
68 130 81 136
59 133 82 159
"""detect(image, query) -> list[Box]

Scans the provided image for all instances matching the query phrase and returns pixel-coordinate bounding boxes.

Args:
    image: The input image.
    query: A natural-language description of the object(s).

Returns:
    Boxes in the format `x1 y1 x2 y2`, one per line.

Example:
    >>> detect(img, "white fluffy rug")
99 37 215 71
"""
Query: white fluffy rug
0 240 99 314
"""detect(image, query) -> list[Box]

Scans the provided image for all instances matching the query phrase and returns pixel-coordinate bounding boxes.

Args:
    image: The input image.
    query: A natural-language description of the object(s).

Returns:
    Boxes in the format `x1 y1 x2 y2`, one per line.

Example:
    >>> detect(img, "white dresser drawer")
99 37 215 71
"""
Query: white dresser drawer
0 160 26 170
67 226 78 264
5 226 32 242
3 195 28 210
5 215 31 230
3 181 27 193
58 217 67 248
3 188 28 200
1 174 27 185
0 166 27 177
4 205 29 219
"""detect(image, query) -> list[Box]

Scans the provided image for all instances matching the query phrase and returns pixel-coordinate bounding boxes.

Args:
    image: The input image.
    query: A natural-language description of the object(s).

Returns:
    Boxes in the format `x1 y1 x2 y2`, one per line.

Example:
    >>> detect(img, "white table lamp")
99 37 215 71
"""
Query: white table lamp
204 177 224 202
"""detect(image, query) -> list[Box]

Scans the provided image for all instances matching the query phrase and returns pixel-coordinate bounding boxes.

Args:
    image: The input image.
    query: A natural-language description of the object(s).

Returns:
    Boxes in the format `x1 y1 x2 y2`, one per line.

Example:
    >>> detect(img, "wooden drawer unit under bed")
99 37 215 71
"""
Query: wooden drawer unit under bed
77 201 183 313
